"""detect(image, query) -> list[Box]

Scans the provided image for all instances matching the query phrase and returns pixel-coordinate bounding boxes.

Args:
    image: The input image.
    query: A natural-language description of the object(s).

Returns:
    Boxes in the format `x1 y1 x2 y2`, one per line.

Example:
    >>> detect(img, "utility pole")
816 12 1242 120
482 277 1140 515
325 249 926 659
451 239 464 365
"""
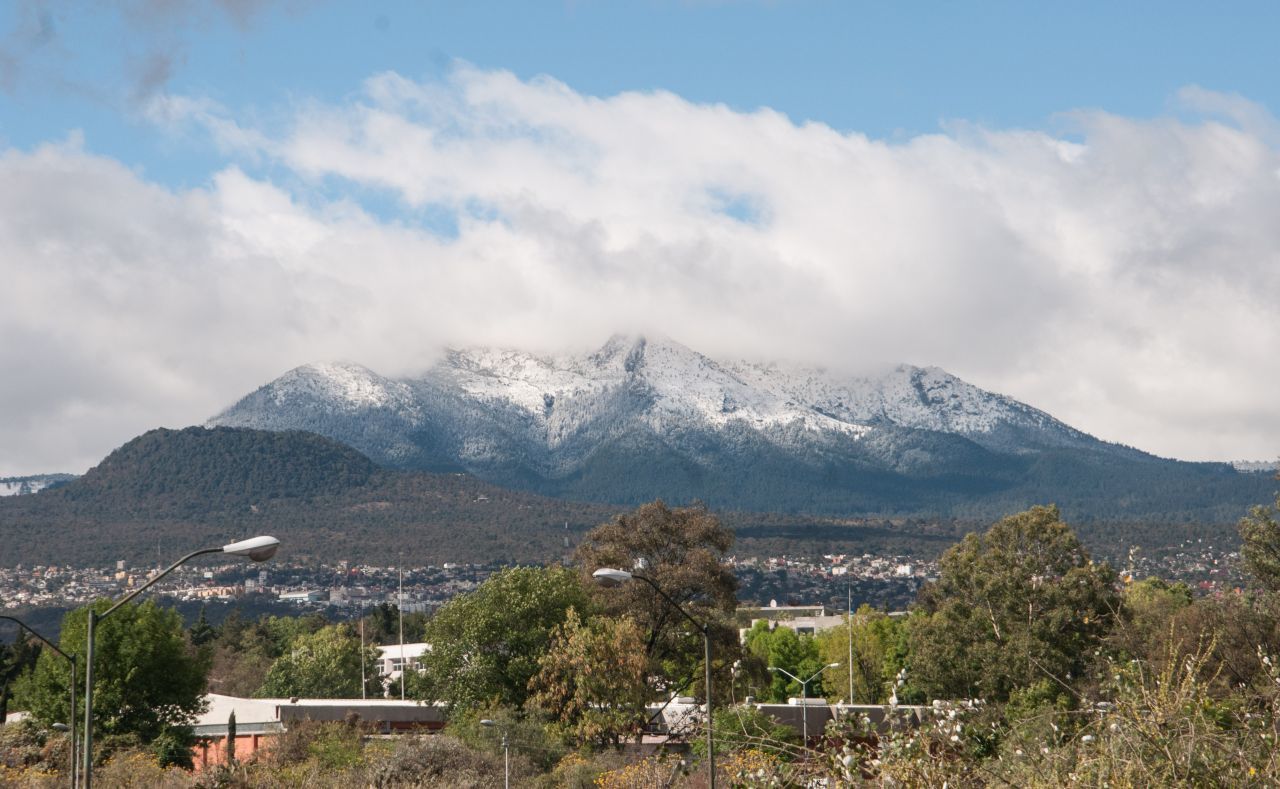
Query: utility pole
398 556 405 700
847 583 853 704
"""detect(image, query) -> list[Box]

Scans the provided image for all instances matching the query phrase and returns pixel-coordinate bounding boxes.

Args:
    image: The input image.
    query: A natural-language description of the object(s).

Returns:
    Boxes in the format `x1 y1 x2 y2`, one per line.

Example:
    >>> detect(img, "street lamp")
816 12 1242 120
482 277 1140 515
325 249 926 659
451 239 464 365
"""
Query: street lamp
768 663 840 744
480 719 509 789
1 615 79 789
82 536 280 789
592 567 717 789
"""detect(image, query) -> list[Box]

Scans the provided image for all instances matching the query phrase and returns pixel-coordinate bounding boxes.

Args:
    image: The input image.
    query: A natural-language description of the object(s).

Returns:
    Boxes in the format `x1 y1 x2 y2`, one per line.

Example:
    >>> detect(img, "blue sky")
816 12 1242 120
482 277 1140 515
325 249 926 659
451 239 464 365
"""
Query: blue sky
7 2 1280 187
1 1 1279 473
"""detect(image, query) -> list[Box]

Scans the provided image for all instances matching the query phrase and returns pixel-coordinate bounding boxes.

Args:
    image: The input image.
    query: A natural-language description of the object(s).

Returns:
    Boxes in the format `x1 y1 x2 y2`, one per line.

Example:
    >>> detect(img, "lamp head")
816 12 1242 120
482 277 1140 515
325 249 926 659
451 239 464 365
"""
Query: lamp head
480 719 496 727
222 535 280 562
592 568 633 587
828 663 841 668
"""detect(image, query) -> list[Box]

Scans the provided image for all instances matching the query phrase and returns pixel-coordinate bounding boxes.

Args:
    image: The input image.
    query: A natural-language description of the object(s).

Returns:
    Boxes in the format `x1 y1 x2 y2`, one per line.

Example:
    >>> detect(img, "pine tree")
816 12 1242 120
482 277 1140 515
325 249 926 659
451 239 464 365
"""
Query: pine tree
190 606 218 647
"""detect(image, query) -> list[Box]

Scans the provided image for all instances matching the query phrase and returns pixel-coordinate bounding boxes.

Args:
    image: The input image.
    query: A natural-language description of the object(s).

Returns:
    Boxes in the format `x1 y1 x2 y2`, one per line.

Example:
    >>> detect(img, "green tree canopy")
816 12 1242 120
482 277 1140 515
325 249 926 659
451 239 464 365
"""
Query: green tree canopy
0 633 41 724
1106 577 1193 666
188 606 217 647
906 505 1119 703
361 602 428 645
256 624 381 699
528 609 650 748
1240 489 1280 591
409 566 590 710
743 621 827 702
816 605 907 704
14 600 209 744
574 501 740 701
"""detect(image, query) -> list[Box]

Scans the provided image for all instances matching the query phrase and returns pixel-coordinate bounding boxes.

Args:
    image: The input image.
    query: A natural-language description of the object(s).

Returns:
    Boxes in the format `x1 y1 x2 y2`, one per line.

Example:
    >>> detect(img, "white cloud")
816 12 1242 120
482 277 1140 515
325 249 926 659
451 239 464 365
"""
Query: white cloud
2 69 1279 473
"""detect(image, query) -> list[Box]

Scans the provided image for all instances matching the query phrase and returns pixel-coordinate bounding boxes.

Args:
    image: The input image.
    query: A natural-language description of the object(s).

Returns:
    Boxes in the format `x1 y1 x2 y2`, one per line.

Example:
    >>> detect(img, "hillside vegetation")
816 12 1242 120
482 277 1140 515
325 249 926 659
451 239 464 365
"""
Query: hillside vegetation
0 426 1258 569
0 427 972 566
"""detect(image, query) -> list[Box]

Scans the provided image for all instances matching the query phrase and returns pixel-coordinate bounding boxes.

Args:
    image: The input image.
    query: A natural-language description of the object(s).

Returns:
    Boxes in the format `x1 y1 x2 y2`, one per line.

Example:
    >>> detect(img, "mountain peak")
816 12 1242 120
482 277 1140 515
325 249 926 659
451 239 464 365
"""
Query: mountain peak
243 361 417 415
206 335 1193 518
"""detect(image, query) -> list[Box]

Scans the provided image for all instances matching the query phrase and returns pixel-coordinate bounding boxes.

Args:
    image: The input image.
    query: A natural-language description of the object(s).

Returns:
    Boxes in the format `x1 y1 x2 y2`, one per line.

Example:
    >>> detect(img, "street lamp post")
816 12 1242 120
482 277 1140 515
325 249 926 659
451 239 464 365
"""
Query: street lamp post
0 615 78 789
479 719 509 789
768 663 840 745
593 567 717 789
81 536 279 789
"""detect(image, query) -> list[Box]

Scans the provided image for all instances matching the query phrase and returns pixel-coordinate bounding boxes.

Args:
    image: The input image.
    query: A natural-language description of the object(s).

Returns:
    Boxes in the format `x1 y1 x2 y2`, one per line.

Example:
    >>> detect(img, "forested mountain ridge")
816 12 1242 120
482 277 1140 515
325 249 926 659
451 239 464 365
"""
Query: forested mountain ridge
208 335 1273 522
0 427 605 566
58 427 378 514
0 426 959 566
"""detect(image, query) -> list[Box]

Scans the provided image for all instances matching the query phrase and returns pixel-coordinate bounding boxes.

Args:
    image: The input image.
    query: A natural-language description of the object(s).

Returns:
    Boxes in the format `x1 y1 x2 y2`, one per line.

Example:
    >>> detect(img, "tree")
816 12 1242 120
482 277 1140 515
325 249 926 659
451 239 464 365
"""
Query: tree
409 566 590 710
226 710 237 763
14 600 209 745
1239 488 1280 591
1106 577 1193 667
0 633 41 725
743 622 825 702
528 609 650 748
574 501 739 700
189 606 217 647
207 611 328 697
361 602 428 646
257 624 380 699
906 505 1119 703
816 605 906 704
694 705 800 759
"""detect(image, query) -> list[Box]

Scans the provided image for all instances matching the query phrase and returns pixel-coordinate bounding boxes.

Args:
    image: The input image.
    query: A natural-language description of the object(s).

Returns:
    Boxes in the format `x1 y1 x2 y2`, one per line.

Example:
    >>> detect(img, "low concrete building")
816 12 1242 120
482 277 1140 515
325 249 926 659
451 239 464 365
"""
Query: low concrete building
738 601 848 639
191 693 446 770
278 590 326 604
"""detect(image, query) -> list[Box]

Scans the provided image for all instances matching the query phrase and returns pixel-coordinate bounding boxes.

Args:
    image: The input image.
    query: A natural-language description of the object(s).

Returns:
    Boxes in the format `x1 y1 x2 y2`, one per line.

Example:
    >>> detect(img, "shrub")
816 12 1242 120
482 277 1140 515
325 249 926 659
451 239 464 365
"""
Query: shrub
364 734 513 789
94 749 190 788
692 706 801 760
0 719 48 770
447 705 569 771
264 719 367 769
595 754 686 789
534 750 623 788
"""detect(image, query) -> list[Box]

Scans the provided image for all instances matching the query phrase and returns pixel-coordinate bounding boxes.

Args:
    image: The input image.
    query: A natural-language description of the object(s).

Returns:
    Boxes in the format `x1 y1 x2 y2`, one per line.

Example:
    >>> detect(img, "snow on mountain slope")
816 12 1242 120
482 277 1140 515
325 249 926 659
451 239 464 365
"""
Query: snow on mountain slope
727 358 1090 449
206 336 1268 520
210 361 436 467
419 335 1087 453
429 336 872 446
211 334 1107 480
0 475 74 496
265 362 420 415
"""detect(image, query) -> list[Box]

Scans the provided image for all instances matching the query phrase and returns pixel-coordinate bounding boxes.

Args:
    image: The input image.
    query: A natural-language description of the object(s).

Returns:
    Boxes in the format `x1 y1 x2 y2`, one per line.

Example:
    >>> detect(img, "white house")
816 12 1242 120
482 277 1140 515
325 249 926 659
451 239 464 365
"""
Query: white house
375 642 431 685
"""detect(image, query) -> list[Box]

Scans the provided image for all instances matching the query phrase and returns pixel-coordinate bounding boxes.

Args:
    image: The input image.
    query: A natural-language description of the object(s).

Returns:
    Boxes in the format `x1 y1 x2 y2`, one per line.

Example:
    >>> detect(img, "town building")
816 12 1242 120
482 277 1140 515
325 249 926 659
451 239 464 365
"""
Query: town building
191 693 446 770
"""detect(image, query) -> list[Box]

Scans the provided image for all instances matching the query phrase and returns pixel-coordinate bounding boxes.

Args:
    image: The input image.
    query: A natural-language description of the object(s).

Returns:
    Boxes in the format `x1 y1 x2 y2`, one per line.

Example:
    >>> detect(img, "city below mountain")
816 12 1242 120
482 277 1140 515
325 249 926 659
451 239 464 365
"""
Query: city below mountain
209 335 1272 523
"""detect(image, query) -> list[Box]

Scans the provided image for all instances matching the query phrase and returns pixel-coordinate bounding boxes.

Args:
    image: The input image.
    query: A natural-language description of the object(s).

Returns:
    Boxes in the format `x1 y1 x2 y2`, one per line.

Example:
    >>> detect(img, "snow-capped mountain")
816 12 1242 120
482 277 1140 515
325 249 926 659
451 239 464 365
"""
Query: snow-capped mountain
0 474 75 497
209 335 1252 518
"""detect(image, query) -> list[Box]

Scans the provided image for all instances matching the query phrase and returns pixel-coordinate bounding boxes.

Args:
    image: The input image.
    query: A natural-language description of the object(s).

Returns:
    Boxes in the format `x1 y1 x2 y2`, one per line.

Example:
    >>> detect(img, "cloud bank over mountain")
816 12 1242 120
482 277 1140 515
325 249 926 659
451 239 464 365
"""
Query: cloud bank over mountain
2 67 1278 473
